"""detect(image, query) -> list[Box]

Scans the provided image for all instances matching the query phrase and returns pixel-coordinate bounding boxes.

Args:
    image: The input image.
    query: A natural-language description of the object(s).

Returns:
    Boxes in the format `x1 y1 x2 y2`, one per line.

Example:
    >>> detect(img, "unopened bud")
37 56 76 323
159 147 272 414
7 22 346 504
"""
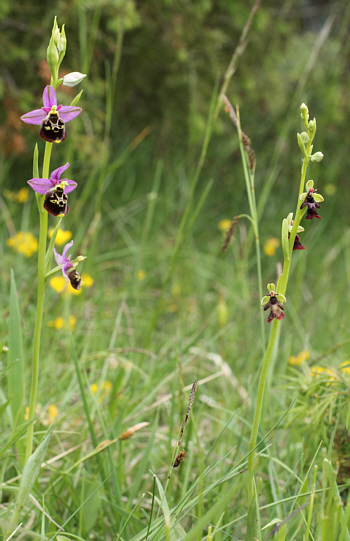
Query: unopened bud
47 36 59 74
299 132 310 144
63 72 87 87
311 151 324 162
300 103 309 120
308 118 316 135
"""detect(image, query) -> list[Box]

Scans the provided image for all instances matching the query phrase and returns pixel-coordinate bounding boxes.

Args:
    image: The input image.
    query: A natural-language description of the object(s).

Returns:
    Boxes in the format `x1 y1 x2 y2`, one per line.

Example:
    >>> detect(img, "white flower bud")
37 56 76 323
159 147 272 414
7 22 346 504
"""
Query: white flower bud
62 72 87 87
311 152 324 162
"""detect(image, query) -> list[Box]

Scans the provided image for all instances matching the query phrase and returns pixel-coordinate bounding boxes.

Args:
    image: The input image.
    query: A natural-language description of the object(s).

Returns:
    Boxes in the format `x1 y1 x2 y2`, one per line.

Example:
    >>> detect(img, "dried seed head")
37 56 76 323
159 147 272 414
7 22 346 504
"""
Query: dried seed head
221 219 238 253
178 379 197 445
241 132 251 150
173 450 186 468
120 422 149 440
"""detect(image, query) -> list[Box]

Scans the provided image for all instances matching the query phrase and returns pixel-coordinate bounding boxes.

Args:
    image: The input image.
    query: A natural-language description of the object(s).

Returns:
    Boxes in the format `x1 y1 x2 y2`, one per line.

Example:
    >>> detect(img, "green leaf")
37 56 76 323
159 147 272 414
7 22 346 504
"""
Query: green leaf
8 270 24 433
276 524 287 541
70 90 83 106
246 480 261 541
8 427 54 534
281 218 290 262
83 479 101 532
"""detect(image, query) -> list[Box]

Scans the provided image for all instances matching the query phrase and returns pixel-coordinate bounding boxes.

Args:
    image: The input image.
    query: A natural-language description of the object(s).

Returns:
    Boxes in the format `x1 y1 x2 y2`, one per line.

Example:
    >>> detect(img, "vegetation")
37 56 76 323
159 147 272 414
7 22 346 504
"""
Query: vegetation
0 1 349 540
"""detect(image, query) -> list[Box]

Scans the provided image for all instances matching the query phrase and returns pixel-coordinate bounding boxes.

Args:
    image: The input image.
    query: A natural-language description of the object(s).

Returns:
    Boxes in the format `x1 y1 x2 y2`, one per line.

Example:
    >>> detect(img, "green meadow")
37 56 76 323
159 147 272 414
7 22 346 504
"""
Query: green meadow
1 1 350 540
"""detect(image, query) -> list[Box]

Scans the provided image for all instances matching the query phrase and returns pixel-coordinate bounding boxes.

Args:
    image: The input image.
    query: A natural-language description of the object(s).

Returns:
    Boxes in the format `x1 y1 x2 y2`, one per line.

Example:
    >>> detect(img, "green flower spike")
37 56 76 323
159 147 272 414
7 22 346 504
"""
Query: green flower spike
300 180 324 220
261 283 286 323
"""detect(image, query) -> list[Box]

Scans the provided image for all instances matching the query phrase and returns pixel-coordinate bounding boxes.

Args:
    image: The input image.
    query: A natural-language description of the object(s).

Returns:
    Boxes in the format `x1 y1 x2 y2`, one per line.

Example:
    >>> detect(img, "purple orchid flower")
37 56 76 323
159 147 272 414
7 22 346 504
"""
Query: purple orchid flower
54 240 82 290
21 85 82 143
28 162 76 217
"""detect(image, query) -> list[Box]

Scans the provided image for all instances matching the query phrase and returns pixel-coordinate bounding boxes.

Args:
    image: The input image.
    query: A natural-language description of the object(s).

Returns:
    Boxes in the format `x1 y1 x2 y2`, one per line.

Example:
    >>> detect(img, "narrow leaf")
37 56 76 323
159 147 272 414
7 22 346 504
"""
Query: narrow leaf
8 427 53 533
247 480 261 541
8 270 24 433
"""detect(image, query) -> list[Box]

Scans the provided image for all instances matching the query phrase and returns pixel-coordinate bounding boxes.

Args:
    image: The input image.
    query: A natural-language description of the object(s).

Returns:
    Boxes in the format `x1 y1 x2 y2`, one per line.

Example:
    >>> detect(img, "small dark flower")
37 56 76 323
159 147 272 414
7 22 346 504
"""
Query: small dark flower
288 218 306 250
27 162 77 217
54 240 75 281
21 85 82 143
54 241 85 291
293 234 306 250
261 283 286 323
300 180 324 220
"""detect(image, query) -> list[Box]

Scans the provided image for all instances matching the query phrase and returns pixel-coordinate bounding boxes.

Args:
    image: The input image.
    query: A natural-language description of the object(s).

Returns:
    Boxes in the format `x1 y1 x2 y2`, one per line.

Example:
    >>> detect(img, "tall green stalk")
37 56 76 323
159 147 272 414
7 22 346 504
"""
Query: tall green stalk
247 106 323 502
25 142 52 462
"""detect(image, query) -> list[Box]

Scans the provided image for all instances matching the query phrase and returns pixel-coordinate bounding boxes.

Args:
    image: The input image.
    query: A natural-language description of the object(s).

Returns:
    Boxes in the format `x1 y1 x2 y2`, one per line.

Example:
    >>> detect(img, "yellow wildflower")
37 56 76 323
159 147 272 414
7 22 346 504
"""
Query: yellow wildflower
47 315 76 331
137 269 146 281
49 273 93 296
264 237 279 257
90 380 112 402
340 361 350 376
288 350 310 366
310 366 337 381
101 380 112 392
48 228 72 246
7 231 38 257
24 404 41 420
42 404 59 426
81 272 94 288
218 219 232 232
4 187 29 203
90 383 98 395
49 276 67 294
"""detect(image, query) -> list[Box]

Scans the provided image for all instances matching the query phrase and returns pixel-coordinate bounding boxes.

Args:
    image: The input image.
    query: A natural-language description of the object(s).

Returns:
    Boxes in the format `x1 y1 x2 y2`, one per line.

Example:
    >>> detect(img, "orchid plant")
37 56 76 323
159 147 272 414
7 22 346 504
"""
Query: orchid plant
246 102 325 511
18 18 86 466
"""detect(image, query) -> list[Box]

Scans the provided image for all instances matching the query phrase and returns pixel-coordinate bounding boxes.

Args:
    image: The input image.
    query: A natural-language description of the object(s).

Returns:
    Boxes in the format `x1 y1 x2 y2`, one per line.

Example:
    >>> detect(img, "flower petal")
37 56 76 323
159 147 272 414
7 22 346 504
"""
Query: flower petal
64 180 78 194
43 85 57 108
58 106 82 122
62 263 71 282
62 240 74 259
313 193 324 202
21 109 46 125
28 178 53 194
54 247 65 266
50 162 70 183
261 295 271 306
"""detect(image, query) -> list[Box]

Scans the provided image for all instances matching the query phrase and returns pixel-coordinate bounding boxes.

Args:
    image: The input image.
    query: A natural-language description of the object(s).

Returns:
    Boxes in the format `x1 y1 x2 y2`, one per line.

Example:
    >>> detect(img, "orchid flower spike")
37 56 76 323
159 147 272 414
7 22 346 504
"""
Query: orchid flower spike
261 283 286 323
27 162 77 217
54 240 82 290
21 85 82 143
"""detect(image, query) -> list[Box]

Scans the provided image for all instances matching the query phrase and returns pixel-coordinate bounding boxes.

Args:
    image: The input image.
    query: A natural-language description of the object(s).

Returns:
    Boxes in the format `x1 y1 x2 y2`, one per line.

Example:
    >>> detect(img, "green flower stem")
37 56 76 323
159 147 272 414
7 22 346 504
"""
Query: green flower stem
25 142 52 463
247 136 313 500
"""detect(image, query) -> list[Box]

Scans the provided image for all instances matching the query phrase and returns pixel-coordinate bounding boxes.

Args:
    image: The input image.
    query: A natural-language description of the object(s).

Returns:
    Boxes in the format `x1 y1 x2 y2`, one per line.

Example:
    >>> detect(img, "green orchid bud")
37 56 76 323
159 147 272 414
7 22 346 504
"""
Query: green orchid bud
311 151 324 162
300 103 309 128
47 35 59 75
300 131 310 144
297 133 308 158
308 118 316 137
52 16 60 45
58 25 67 65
